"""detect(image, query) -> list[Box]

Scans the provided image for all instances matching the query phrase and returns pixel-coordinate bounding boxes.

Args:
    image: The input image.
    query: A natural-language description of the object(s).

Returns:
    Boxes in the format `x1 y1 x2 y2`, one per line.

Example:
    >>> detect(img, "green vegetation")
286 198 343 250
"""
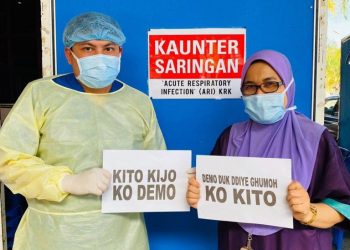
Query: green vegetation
329 0 349 18
326 0 348 95
326 46 340 94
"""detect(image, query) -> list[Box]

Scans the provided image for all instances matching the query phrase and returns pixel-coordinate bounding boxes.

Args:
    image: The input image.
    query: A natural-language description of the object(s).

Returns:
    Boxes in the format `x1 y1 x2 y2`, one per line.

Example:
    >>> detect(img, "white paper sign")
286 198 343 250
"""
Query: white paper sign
102 150 191 213
196 155 293 228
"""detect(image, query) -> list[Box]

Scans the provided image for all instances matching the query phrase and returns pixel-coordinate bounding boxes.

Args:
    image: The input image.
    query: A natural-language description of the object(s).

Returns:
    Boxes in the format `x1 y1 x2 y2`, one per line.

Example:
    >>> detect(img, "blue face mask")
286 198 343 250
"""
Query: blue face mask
72 53 121 89
242 79 295 124
242 93 286 124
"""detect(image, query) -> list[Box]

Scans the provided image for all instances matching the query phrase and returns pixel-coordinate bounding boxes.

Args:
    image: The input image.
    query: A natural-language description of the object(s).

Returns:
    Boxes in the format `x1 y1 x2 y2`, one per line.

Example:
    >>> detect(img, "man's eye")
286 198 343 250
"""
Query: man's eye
82 47 93 52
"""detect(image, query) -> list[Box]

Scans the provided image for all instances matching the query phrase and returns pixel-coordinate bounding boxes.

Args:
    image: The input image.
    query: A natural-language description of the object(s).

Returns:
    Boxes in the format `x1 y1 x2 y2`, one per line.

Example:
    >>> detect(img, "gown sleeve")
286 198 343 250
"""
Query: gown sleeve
0 83 73 202
308 129 350 228
143 98 166 150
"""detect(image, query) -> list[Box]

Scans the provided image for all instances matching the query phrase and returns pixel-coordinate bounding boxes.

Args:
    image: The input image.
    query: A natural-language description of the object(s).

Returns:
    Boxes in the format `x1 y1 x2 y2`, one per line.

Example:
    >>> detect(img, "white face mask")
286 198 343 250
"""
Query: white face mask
72 52 121 89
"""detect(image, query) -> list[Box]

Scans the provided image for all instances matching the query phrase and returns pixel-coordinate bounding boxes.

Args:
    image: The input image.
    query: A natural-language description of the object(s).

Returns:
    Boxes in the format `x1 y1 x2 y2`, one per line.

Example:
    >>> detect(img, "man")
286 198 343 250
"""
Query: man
0 12 165 250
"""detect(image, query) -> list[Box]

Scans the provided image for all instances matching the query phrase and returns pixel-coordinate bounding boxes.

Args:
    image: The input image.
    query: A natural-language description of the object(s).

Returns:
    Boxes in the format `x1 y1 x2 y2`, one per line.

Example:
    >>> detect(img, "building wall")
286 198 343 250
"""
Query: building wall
54 1 316 249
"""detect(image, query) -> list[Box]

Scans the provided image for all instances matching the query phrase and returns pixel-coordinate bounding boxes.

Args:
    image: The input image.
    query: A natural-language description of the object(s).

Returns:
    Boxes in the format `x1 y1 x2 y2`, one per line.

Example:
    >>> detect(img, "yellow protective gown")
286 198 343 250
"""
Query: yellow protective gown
0 76 166 250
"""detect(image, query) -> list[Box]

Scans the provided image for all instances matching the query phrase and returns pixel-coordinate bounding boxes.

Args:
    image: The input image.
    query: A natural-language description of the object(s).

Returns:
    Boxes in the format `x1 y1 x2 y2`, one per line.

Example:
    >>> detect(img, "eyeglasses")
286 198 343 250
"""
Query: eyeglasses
241 81 283 96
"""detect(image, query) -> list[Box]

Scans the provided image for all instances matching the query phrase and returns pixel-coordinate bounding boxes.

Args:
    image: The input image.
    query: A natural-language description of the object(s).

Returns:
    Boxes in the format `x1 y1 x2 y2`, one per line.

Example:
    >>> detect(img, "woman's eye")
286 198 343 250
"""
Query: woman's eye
263 82 276 88
245 85 256 89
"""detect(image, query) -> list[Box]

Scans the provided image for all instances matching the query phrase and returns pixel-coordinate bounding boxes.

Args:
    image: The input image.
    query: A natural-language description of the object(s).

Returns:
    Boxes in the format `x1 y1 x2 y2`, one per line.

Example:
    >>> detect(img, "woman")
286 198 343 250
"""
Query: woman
187 50 350 249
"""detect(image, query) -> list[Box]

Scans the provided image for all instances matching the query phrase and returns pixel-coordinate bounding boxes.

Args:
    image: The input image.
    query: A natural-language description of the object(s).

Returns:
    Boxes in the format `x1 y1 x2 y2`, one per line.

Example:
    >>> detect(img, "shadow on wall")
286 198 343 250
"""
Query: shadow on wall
0 105 12 126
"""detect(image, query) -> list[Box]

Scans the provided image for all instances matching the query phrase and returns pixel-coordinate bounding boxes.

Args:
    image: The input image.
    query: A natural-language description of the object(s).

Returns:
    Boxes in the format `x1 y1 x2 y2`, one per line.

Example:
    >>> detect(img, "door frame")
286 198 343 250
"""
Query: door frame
312 0 327 124
40 0 327 121
41 0 56 76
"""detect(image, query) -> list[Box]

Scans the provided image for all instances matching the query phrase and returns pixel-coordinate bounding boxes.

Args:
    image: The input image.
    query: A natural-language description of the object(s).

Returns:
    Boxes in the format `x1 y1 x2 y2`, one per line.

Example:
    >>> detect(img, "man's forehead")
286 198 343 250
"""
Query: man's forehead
74 40 118 47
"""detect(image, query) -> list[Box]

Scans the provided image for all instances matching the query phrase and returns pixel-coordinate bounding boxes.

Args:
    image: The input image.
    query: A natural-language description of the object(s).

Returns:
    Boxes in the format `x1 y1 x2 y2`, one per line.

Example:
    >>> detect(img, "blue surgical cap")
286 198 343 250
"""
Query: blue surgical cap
63 12 126 48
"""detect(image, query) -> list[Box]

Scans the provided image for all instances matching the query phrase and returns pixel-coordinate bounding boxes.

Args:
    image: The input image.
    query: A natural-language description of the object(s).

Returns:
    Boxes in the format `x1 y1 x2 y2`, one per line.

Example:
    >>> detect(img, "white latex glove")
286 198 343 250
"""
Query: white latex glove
61 168 111 196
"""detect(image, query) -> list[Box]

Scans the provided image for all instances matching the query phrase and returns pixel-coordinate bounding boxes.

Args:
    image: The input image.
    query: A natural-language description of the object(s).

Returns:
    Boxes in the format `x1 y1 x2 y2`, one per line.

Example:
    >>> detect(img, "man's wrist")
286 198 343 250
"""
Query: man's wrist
60 173 74 193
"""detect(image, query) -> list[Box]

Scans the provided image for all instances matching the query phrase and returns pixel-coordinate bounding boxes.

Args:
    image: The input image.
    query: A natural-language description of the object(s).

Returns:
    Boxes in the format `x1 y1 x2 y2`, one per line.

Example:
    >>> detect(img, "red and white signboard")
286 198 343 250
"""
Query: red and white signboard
148 28 246 99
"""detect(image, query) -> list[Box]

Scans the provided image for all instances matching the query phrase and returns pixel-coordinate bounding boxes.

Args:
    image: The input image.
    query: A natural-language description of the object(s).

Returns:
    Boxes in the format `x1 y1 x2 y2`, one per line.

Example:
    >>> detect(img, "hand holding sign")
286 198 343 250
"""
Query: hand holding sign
61 168 111 196
186 174 200 208
287 181 312 223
